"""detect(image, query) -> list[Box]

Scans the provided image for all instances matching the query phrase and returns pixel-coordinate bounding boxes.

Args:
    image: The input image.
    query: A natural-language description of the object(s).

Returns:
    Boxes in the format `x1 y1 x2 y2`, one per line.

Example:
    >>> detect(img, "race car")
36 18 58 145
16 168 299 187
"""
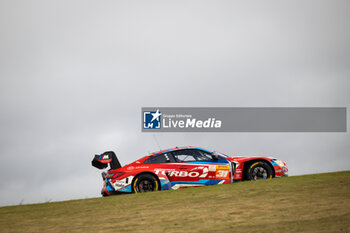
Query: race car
91 146 288 196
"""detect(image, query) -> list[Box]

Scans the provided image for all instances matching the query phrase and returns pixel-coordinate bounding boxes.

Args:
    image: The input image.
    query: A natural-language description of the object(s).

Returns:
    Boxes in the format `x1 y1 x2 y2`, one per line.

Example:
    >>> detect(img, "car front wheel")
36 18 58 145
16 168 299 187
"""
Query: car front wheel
246 161 273 180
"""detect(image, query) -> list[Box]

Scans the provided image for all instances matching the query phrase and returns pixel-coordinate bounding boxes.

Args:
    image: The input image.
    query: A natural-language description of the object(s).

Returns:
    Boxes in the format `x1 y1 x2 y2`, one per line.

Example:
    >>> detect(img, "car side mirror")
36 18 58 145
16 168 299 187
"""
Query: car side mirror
211 153 219 160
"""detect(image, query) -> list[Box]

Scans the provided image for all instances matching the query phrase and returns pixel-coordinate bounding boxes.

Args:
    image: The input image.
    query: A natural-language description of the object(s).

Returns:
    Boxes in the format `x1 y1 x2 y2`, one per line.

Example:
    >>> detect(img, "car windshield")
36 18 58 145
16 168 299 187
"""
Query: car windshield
212 151 231 158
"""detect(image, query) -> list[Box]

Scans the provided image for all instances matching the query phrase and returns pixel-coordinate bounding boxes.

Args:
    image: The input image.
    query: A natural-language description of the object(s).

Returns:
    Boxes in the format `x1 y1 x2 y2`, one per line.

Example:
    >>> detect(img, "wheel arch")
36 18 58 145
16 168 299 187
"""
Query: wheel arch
242 159 275 180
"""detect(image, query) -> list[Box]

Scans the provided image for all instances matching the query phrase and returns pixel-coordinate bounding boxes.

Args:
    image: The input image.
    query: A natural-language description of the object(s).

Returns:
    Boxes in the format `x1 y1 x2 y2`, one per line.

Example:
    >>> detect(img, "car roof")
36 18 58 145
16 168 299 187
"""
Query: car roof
152 146 213 155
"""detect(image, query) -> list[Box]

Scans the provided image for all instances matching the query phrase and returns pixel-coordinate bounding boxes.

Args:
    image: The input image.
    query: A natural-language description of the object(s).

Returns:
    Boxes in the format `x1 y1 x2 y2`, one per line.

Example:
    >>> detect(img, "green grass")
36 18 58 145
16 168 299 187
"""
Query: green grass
1 171 350 233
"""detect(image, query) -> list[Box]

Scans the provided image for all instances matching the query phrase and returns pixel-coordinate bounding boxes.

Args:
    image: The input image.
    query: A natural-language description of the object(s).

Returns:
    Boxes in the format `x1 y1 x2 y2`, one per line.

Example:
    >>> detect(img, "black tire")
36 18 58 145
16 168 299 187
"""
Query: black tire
246 161 273 180
132 173 160 193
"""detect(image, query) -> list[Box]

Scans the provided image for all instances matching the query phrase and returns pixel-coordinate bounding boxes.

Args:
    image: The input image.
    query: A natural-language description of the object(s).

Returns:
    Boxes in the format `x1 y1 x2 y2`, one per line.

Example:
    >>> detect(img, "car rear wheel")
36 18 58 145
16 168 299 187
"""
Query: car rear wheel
246 161 273 180
132 174 160 193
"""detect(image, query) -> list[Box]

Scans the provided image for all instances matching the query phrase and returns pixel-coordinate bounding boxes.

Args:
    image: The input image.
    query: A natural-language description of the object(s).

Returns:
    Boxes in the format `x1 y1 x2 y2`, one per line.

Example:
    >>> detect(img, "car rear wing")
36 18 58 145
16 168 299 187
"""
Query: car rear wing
91 151 122 170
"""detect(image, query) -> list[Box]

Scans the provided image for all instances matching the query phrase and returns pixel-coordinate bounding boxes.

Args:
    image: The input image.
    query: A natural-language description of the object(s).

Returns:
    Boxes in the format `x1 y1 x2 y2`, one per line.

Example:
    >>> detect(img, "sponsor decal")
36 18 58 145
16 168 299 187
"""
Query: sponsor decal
209 165 216 172
154 168 175 174
216 165 229 170
215 165 230 178
127 166 149 170
111 176 134 190
154 168 208 178
113 183 125 187
190 166 209 178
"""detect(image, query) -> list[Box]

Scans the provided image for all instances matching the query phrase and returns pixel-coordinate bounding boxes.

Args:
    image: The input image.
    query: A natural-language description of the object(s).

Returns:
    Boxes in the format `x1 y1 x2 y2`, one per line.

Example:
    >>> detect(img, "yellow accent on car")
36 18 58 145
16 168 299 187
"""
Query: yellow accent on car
133 178 138 193
155 179 158 191
216 165 230 170
250 162 260 169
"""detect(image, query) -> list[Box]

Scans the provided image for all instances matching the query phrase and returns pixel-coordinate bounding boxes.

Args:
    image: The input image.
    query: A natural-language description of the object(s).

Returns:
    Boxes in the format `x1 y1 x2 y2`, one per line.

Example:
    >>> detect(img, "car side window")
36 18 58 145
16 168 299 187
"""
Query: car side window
172 149 213 162
144 154 170 164
196 150 215 161
200 151 226 161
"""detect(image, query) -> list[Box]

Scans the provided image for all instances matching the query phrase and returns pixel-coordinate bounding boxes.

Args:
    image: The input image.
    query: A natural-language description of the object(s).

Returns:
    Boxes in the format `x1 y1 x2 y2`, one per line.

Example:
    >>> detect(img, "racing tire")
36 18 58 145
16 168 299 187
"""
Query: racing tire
246 161 273 180
132 173 160 193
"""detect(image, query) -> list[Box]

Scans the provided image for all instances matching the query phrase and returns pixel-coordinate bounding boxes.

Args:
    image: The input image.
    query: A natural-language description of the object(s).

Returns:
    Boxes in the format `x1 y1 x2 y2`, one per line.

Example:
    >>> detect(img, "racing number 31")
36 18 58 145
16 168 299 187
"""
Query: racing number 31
216 170 229 178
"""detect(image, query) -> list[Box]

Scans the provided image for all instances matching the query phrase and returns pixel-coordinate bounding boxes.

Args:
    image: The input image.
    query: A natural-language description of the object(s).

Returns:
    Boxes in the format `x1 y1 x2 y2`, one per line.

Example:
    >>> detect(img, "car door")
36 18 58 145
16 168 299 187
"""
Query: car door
168 149 231 188
194 149 232 184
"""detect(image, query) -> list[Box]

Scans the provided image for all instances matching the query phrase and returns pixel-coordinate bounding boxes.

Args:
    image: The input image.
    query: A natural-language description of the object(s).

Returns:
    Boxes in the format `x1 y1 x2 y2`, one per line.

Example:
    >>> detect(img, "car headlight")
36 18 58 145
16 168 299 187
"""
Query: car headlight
272 159 285 167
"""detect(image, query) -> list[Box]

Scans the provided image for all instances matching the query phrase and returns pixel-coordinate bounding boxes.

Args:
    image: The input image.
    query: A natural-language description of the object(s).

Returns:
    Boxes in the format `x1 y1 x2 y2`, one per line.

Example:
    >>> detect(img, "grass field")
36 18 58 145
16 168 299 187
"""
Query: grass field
1 171 350 233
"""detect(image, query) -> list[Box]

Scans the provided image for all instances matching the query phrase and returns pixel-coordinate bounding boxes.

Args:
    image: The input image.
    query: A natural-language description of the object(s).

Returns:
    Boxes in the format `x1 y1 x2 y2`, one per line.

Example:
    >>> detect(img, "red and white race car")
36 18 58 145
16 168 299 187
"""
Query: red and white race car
91 146 288 196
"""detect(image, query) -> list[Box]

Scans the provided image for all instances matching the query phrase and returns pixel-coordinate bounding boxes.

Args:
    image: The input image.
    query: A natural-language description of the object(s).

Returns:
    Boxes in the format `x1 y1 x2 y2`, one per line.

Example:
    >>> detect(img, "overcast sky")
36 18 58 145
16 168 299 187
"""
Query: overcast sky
0 0 349 206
